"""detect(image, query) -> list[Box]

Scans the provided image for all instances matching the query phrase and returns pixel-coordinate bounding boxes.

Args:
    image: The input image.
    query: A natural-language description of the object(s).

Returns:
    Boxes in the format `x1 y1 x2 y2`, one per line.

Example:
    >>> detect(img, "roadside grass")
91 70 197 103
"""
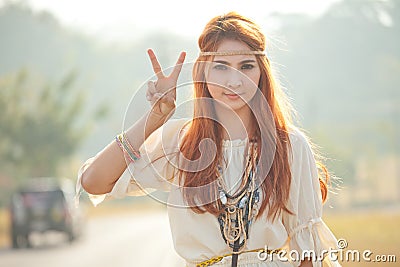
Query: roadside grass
0 208 9 248
324 212 399 266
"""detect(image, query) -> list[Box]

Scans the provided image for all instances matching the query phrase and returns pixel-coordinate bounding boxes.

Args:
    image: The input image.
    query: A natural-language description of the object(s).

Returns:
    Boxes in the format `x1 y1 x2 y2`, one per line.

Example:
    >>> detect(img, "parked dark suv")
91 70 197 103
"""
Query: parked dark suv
9 177 85 248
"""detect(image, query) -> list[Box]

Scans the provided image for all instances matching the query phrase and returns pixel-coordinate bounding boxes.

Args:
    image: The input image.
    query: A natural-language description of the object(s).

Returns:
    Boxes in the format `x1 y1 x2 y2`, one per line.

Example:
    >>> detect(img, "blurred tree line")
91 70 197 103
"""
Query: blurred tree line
0 0 398 208
0 70 107 205
268 0 400 186
0 70 83 178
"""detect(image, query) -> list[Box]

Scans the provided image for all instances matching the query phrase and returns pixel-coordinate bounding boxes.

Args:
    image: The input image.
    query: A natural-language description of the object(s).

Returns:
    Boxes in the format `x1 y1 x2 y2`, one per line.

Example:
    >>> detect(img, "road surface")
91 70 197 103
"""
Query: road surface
0 211 186 267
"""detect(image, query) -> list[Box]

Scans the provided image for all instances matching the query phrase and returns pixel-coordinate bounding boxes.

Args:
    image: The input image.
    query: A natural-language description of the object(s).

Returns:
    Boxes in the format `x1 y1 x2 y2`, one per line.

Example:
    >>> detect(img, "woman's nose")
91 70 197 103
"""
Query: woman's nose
227 70 243 89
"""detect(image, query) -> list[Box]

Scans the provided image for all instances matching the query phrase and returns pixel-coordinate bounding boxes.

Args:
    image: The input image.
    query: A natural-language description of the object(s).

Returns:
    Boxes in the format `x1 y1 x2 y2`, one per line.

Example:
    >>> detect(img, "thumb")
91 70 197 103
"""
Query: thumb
159 95 176 114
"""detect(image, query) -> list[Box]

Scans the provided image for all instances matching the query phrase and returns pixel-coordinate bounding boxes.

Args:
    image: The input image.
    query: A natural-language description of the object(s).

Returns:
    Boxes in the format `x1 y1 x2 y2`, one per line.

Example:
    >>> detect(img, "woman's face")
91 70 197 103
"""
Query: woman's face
205 39 261 114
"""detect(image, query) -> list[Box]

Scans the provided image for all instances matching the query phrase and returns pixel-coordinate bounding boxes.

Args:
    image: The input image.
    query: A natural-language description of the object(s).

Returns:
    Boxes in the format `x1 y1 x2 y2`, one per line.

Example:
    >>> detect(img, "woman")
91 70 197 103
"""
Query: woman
76 12 341 267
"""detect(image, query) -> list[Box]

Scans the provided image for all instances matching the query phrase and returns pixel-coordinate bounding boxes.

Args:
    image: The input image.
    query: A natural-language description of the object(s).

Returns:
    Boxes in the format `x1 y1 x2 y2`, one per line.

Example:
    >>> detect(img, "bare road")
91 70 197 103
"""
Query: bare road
0 211 186 267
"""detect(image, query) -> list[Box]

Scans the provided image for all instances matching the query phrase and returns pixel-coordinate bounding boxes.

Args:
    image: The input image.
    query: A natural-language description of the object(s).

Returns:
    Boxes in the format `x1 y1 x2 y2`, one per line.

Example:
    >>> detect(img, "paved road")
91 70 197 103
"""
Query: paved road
0 211 186 267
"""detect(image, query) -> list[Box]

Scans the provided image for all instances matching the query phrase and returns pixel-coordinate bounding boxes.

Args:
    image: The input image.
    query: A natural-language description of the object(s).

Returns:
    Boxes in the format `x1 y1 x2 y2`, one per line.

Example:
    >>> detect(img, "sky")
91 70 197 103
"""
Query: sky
1 0 340 42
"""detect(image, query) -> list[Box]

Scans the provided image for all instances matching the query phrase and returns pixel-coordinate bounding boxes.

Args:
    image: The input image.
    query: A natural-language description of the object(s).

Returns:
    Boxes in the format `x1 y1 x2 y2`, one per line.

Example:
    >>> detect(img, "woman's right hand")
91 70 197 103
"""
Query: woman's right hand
146 49 186 121
81 50 186 195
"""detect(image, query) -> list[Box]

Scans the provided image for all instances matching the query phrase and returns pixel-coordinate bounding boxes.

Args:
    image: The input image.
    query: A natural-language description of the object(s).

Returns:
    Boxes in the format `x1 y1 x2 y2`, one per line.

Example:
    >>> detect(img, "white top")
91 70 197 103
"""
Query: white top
76 118 341 267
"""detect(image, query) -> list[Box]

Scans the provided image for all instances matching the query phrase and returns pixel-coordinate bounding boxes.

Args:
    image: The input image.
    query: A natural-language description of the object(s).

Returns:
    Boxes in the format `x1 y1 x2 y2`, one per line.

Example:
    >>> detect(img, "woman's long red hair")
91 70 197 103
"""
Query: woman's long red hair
177 12 328 220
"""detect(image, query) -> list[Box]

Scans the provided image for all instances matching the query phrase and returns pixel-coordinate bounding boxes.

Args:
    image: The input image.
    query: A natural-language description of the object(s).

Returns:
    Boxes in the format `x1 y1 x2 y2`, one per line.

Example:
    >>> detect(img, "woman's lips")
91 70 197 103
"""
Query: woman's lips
224 93 242 100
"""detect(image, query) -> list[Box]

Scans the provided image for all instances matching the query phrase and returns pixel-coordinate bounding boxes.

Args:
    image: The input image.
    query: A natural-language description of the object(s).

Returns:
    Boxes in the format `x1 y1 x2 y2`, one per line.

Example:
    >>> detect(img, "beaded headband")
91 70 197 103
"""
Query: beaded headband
199 50 265 56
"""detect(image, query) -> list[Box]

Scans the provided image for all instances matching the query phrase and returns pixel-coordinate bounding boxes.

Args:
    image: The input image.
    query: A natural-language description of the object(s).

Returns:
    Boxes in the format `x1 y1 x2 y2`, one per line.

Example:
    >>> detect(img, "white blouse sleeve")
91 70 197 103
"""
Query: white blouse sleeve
282 129 341 267
75 118 188 207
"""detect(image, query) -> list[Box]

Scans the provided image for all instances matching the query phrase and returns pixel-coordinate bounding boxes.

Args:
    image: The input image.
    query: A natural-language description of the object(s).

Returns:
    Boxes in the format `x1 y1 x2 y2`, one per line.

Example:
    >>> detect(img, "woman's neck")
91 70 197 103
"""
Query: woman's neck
214 105 253 140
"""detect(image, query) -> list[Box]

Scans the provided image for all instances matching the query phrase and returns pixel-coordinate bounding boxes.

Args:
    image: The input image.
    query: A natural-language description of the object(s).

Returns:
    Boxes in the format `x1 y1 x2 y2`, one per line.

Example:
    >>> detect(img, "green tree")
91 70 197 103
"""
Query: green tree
0 69 107 185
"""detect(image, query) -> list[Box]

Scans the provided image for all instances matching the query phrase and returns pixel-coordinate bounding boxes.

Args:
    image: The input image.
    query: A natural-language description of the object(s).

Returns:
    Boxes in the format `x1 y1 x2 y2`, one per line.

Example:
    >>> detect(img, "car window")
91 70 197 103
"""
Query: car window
22 190 65 208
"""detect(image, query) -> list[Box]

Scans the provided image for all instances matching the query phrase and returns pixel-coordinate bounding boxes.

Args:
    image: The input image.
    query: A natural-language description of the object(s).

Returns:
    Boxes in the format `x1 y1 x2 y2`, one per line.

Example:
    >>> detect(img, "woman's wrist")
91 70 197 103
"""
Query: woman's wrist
145 110 170 135
123 110 169 151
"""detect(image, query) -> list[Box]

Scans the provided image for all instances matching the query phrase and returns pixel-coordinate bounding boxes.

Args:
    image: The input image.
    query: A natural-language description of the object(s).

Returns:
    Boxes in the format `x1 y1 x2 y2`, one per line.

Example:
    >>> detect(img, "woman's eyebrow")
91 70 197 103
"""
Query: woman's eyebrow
212 59 256 65
240 59 256 64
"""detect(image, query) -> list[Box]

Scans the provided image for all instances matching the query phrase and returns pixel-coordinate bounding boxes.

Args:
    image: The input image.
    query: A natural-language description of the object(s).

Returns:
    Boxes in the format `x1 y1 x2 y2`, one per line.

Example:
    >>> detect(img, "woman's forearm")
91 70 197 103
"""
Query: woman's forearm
81 111 166 195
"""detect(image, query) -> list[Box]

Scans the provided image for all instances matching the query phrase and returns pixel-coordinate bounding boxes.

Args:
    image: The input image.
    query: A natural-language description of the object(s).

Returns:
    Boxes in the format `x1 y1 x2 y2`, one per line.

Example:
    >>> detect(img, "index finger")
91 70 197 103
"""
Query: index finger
147 49 164 79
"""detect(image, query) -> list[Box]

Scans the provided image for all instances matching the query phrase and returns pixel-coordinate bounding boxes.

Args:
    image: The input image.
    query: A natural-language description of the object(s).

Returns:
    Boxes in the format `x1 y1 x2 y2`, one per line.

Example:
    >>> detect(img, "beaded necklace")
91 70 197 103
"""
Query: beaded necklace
216 141 260 266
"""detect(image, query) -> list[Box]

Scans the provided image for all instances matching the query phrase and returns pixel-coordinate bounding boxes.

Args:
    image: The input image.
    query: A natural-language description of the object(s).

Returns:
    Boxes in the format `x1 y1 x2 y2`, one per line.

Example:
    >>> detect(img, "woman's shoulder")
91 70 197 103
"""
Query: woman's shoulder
152 117 191 144
287 125 313 155
141 118 190 153
162 117 191 132
160 118 191 137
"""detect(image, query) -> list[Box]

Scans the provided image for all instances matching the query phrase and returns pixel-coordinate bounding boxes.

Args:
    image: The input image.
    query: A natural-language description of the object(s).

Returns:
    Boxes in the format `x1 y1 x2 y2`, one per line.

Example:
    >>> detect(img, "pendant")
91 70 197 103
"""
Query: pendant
220 190 227 205
238 195 248 208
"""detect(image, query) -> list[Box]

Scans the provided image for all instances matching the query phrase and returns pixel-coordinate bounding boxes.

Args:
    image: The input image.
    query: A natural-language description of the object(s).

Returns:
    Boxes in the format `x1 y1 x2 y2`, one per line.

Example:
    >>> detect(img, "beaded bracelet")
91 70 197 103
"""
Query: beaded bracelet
122 132 141 159
115 135 133 163
115 132 141 163
116 134 140 162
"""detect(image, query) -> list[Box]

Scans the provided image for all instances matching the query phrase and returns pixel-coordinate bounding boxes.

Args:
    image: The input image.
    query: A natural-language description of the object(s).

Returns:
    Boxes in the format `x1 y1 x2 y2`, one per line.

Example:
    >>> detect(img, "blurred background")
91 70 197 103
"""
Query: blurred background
0 0 398 266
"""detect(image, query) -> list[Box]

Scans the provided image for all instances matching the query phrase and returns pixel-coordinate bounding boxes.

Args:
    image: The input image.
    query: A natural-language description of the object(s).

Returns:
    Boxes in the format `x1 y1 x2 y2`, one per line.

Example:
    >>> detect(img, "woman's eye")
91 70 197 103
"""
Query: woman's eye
213 64 228 70
241 64 254 70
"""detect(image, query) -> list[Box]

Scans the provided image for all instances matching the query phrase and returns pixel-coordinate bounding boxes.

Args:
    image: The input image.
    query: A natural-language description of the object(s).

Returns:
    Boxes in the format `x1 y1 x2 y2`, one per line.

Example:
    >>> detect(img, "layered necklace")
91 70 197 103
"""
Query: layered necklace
216 141 261 266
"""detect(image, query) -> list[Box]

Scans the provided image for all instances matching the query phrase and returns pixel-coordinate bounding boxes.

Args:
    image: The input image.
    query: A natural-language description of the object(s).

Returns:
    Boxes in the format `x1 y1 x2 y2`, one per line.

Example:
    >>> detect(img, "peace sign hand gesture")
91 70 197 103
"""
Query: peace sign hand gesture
146 49 186 121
